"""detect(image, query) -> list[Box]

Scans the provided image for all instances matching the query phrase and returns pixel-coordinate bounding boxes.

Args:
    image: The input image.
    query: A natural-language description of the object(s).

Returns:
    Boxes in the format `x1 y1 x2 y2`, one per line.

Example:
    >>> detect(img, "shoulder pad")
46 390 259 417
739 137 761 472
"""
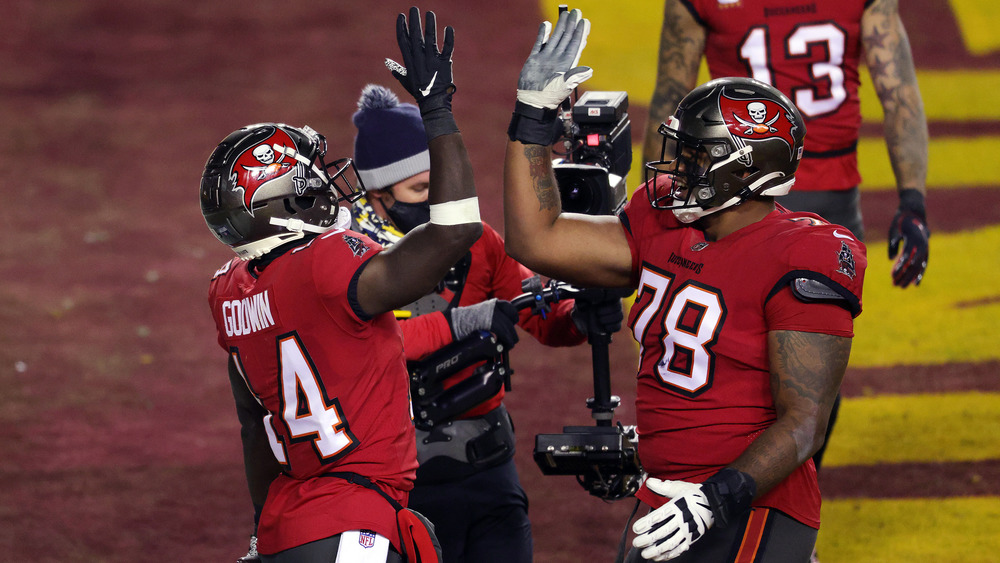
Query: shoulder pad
792 278 847 303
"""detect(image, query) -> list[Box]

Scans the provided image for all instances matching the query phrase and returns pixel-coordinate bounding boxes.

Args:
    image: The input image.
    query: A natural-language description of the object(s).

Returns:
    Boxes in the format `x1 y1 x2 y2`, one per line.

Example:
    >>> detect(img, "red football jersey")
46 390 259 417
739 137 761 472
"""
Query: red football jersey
682 0 871 191
208 228 417 554
621 186 866 528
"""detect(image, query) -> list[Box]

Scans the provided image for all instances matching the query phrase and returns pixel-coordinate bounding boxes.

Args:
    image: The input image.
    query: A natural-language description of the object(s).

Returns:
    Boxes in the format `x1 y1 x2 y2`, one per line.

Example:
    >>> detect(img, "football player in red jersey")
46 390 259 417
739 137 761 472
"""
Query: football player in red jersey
641 0 927 289
640 0 929 509
503 10 865 562
203 9 477 563
348 82 623 563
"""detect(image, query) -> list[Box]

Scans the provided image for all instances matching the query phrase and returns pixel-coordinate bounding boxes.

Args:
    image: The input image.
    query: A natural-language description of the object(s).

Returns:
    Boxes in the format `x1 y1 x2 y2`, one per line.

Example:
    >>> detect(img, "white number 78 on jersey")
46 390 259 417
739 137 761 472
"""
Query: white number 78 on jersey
631 266 726 396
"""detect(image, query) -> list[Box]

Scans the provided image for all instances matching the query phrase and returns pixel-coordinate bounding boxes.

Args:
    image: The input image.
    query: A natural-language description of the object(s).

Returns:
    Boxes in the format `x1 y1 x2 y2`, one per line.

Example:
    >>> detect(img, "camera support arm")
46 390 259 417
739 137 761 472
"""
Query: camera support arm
512 276 632 424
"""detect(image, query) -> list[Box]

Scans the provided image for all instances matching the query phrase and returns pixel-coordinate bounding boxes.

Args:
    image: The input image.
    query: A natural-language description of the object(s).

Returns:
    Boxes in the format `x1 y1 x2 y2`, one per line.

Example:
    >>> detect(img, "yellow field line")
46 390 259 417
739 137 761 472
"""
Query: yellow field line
857 136 1000 191
822 392 1000 466
819 496 1000 562
860 70 1000 121
947 0 1000 55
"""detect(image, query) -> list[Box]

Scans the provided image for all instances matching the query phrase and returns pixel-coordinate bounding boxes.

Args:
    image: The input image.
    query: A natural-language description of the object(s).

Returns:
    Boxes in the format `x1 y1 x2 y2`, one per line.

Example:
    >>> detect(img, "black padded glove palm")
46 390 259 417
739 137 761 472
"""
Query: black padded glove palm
386 7 458 140
887 189 930 288
446 298 519 349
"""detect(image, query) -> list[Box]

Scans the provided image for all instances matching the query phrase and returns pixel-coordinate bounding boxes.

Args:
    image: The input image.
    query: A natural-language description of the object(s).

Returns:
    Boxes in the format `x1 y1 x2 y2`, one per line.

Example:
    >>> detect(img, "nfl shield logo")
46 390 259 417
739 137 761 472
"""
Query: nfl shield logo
359 531 377 549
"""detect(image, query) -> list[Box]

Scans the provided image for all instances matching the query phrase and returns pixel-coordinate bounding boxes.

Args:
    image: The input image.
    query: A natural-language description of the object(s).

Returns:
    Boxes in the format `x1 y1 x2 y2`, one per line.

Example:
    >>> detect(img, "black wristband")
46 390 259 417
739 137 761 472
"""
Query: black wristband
507 101 562 145
701 468 757 528
898 188 926 220
422 107 459 141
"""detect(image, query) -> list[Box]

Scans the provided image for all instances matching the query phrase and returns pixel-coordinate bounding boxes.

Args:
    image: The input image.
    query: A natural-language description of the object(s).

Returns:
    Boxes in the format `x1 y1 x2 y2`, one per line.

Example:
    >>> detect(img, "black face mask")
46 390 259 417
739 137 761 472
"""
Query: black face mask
386 200 431 233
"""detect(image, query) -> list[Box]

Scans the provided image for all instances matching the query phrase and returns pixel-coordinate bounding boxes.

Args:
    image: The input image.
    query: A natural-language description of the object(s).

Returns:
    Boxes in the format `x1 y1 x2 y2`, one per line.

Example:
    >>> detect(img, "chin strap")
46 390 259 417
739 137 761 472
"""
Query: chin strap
269 216 338 234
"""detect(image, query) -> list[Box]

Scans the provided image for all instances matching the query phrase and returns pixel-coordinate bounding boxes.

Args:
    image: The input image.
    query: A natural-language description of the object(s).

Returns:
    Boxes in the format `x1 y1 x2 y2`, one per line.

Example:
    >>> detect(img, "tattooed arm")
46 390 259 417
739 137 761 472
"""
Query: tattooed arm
502 140 633 288
862 0 928 197
728 330 852 496
641 0 706 166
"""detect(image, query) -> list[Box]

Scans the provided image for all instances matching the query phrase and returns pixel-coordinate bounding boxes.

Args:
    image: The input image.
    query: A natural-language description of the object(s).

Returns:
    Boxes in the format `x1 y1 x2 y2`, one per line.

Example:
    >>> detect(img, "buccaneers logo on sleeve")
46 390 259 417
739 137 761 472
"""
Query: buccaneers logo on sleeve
836 242 856 279
227 126 308 216
342 235 370 258
720 94 799 153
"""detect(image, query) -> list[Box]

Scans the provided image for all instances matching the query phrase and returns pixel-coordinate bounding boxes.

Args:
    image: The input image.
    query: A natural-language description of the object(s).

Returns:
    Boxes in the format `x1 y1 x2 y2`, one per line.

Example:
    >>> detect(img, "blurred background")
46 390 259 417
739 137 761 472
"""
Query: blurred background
1 1 997 561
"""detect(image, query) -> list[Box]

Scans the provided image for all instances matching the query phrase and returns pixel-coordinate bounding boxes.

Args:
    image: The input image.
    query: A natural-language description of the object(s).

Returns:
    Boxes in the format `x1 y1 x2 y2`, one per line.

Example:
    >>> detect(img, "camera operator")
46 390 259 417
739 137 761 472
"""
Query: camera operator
349 81 623 563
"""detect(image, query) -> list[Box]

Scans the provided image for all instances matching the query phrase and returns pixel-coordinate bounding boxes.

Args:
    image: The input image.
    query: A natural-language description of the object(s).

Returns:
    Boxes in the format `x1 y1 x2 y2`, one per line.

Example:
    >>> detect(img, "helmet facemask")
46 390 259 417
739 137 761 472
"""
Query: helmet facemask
645 118 754 223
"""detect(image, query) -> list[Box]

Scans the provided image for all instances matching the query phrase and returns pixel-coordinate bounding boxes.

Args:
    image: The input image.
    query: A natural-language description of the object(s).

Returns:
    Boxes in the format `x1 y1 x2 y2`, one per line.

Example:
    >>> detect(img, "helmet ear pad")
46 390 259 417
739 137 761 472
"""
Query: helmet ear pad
645 77 805 221
200 123 364 259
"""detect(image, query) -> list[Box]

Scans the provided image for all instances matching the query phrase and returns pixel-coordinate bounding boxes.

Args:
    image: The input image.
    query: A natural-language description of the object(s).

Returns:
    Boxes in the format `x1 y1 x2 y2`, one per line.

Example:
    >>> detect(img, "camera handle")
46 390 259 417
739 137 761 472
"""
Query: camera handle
573 286 633 426
512 276 633 426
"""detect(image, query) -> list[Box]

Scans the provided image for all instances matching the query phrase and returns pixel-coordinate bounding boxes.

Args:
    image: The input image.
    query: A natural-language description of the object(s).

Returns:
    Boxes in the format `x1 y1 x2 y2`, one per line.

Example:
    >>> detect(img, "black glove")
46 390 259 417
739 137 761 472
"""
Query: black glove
887 188 930 288
571 297 624 336
446 298 519 349
386 7 458 140
236 535 259 563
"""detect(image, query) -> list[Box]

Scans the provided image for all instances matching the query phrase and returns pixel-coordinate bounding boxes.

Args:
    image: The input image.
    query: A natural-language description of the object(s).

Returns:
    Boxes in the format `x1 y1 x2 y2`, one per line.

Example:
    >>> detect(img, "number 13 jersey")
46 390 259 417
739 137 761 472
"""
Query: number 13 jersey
682 0 870 191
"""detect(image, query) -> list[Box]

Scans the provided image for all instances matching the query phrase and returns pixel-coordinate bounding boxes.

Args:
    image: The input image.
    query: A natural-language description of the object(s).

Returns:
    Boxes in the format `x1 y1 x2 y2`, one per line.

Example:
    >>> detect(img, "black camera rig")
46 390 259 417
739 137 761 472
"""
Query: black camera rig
515 277 644 500
407 275 643 499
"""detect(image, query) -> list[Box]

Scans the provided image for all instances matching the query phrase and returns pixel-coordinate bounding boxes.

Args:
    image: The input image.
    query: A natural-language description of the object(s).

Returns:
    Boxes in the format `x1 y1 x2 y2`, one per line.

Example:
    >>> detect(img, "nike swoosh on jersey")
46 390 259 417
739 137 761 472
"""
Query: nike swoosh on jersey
833 230 852 239
419 71 437 97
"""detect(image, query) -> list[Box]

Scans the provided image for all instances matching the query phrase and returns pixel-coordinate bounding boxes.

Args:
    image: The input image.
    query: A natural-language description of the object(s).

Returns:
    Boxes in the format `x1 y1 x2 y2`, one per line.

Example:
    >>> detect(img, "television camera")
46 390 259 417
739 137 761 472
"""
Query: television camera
552 90 632 216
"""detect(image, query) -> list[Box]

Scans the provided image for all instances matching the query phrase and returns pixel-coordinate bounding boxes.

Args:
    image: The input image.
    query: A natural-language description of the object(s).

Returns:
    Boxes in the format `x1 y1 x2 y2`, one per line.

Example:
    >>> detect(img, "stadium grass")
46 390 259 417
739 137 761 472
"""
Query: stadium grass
817 497 1000 563
822 391 1000 466
851 225 1000 367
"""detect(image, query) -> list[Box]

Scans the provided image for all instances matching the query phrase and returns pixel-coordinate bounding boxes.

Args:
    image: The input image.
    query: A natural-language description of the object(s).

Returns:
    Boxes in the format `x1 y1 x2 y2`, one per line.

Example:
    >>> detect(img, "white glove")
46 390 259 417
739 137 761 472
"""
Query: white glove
236 534 260 563
632 478 715 561
516 8 593 110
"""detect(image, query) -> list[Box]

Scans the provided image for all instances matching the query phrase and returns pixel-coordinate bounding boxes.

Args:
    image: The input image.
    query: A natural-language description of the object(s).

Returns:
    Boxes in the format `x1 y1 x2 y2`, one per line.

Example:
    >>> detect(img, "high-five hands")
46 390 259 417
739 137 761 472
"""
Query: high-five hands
508 8 592 146
517 8 592 110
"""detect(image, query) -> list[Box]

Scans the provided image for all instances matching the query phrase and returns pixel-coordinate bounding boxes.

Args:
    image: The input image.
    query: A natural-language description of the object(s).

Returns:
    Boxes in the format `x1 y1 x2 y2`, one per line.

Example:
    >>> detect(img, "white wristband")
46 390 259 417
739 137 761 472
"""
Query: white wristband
429 197 481 225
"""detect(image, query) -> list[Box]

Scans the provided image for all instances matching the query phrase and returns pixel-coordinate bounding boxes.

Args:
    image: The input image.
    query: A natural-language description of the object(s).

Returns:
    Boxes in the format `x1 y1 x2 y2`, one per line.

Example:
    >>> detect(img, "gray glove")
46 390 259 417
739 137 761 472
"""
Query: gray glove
517 8 592 107
446 298 519 348
508 8 593 145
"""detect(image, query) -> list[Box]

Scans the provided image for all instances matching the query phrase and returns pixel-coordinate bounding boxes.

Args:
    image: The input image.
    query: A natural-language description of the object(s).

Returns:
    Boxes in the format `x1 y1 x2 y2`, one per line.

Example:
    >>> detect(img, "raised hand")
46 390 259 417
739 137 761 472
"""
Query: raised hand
507 8 593 146
517 8 592 109
386 7 458 139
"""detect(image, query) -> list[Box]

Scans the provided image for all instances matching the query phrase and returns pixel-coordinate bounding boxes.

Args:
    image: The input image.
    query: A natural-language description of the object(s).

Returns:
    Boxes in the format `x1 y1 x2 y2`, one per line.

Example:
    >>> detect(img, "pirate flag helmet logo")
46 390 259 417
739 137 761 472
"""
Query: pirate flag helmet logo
719 93 802 167
228 126 305 216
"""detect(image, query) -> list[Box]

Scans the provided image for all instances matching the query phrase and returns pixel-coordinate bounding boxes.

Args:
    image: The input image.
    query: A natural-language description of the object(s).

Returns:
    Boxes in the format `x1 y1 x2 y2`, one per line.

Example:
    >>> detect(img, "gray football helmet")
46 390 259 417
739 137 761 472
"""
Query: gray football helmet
200 123 365 259
645 77 806 223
